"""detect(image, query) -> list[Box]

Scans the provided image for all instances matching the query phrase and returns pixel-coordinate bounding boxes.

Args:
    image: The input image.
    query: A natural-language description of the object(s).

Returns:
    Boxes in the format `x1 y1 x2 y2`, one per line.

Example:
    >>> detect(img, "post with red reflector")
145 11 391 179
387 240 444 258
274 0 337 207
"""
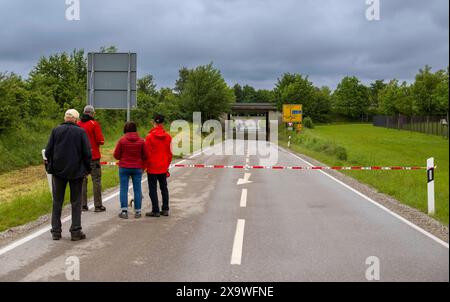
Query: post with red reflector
427 158 435 215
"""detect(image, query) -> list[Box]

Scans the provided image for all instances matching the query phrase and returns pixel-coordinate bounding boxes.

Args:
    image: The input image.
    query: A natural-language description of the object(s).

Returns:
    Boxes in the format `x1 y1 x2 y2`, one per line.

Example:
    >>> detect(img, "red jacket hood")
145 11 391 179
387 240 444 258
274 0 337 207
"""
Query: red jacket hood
125 132 140 142
145 125 172 174
149 125 168 139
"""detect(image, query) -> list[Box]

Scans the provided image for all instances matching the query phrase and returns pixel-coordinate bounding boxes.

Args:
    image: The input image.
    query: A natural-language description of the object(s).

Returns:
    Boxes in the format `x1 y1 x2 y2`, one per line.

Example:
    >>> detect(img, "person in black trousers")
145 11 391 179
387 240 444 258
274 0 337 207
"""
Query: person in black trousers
144 115 173 217
45 109 92 241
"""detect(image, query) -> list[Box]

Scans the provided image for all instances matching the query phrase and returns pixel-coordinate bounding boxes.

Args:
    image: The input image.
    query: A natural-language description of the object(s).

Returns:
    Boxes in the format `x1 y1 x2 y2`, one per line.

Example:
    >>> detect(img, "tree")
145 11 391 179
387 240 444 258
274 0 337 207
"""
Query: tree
155 88 181 122
28 50 86 109
378 79 400 115
71 49 87 82
0 73 25 131
234 84 274 103
378 80 416 116
432 68 449 115
138 74 157 96
178 63 235 120
174 67 190 94
396 82 415 117
134 74 159 125
255 89 274 103
332 76 370 120
233 84 244 103
311 86 332 122
368 80 386 115
412 65 442 115
242 85 257 103
100 46 118 53
274 73 315 111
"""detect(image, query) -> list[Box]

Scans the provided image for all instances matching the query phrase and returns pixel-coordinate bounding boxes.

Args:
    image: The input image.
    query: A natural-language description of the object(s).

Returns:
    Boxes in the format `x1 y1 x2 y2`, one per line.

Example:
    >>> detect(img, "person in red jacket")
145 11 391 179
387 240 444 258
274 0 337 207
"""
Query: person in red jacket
114 122 147 219
77 105 106 212
145 114 172 217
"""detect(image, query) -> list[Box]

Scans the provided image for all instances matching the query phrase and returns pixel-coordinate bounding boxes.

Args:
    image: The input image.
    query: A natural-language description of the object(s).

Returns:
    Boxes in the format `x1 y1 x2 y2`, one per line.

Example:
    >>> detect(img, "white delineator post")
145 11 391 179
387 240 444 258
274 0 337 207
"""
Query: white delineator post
288 135 291 148
42 149 53 197
427 157 435 215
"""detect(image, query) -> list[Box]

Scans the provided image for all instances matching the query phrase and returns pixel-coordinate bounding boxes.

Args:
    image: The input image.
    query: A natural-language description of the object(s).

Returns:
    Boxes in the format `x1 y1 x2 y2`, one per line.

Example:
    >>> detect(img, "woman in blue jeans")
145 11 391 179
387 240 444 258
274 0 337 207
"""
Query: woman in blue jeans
113 122 147 219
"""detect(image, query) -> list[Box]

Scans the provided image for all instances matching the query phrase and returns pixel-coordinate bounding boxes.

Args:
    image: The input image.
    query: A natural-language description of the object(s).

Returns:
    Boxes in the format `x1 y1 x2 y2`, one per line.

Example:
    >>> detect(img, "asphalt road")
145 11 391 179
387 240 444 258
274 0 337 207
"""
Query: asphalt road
0 140 448 282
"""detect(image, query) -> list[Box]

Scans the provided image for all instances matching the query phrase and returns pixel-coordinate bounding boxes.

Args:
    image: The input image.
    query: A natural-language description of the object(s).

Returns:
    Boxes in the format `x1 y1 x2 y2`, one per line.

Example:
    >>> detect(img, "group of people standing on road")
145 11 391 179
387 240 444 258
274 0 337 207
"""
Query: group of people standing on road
113 114 172 219
44 106 172 241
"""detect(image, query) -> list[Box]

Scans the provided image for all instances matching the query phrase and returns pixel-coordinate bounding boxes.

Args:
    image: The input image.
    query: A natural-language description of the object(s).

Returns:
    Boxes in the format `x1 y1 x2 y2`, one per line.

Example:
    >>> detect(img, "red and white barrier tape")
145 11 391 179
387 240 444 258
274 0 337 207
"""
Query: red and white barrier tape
100 162 431 171
170 164 430 170
100 162 119 166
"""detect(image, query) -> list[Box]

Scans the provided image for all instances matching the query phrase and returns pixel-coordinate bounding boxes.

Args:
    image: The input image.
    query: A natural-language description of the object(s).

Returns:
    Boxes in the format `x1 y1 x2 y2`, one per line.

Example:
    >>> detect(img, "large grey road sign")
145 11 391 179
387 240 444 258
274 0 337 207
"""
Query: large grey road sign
87 53 137 115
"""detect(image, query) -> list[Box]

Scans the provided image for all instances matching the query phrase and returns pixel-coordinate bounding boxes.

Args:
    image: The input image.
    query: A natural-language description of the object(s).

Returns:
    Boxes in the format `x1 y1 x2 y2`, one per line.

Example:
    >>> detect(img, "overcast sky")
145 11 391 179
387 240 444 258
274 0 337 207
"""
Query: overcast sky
0 0 448 89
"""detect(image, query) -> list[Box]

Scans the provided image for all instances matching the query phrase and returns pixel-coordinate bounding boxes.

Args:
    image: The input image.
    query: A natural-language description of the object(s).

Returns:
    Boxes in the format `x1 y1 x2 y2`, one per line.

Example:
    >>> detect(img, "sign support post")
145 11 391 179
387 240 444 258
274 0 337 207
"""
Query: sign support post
126 52 131 122
89 54 95 106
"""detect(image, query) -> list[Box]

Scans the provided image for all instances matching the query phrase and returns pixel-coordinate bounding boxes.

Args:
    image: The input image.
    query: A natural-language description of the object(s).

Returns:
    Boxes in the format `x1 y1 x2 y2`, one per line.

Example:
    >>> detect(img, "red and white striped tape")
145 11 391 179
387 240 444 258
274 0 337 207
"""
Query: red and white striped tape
101 162 431 171
170 164 429 170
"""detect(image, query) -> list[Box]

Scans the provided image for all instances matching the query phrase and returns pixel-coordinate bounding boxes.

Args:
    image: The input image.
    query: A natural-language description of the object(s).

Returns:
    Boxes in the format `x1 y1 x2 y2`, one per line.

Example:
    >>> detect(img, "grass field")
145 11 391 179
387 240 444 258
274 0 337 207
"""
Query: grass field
279 124 449 225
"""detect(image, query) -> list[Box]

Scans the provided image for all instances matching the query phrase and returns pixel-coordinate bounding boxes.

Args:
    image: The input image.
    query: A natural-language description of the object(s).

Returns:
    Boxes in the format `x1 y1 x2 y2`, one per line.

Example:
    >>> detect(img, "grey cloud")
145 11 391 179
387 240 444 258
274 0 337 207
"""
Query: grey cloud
0 0 448 89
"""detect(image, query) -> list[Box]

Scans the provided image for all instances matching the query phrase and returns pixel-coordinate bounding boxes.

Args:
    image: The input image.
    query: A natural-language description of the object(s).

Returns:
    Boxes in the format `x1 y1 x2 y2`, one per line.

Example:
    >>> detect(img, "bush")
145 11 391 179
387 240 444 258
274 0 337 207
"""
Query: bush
303 117 314 129
335 146 348 161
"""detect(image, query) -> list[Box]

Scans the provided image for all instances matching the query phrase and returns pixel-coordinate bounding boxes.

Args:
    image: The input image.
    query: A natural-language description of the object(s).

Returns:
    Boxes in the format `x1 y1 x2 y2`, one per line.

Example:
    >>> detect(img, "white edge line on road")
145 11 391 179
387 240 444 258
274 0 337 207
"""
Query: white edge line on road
231 219 246 265
0 154 197 257
240 189 248 208
189 146 212 159
279 145 449 249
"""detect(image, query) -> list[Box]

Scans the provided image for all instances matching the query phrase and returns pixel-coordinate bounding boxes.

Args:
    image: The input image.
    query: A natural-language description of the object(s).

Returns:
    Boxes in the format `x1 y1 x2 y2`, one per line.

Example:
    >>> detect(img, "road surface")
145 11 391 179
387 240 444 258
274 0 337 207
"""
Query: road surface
0 140 448 281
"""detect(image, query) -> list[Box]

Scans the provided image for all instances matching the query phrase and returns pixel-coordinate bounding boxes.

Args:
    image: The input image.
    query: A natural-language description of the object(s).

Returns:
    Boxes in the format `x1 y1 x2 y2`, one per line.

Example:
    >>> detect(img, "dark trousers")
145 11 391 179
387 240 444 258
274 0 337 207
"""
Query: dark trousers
81 159 103 207
148 173 169 213
51 175 83 235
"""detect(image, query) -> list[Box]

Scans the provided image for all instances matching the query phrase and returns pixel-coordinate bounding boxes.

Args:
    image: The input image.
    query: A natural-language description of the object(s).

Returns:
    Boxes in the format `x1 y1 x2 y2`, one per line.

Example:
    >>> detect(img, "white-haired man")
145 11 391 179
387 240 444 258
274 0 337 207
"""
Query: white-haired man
45 109 92 241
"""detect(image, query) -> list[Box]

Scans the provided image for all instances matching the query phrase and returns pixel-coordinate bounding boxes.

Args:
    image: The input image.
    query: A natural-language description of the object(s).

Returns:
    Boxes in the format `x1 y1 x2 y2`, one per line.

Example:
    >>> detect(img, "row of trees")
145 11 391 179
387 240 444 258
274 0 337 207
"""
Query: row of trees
333 66 449 121
233 84 274 104
135 63 235 123
236 67 448 122
0 50 236 135
0 47 448 136
0 50 85 132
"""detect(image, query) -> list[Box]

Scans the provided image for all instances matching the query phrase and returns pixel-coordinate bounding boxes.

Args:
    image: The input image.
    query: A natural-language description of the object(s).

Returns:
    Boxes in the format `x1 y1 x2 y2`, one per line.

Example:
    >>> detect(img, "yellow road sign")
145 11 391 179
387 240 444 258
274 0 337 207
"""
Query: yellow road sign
282 104 303 123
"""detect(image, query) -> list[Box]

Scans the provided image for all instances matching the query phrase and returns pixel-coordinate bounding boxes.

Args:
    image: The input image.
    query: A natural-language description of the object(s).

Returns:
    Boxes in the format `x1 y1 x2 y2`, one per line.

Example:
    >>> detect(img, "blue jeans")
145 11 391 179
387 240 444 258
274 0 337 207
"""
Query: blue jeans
119 168 143 212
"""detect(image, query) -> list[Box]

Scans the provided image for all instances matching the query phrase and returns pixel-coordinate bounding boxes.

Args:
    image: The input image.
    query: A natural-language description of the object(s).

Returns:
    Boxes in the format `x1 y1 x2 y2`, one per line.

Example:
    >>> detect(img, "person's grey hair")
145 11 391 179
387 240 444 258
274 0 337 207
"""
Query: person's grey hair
84 105 95 116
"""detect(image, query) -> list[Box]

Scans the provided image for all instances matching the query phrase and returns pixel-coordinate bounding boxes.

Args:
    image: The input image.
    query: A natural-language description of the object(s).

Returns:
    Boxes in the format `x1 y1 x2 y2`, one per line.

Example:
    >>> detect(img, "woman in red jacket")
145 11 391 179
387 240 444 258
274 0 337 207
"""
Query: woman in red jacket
114 122 147 219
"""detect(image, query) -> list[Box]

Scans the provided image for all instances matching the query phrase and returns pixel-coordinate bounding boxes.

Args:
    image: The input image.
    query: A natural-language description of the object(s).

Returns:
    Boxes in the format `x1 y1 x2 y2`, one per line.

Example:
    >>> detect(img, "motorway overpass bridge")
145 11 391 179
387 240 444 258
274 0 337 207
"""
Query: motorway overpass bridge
227 103 280 141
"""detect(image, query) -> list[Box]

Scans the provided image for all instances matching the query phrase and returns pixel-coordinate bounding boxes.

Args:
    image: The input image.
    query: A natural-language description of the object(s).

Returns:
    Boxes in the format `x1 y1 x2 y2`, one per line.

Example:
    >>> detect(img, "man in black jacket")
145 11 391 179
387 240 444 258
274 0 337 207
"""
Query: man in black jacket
45 109 92 241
